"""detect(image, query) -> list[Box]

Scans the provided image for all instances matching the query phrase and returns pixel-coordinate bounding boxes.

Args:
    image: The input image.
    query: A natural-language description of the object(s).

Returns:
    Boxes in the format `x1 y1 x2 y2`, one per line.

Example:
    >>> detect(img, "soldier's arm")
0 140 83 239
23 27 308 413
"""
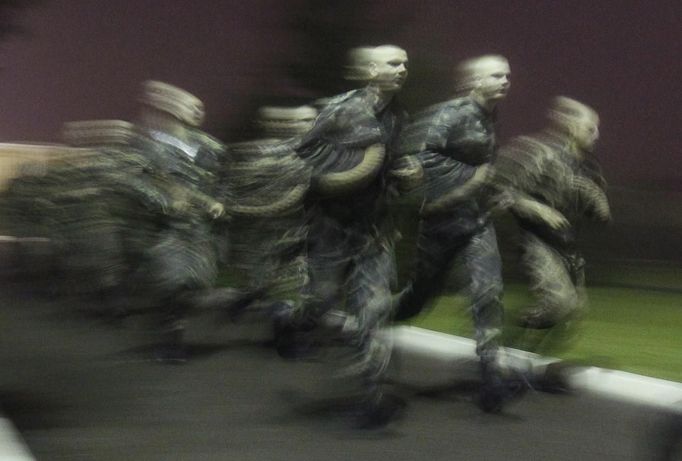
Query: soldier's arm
387 154 423 193
421 163 493 215
418 107 483 213
509 190 570 229
298 100 386 196
181 185 225 219
573 175 611 222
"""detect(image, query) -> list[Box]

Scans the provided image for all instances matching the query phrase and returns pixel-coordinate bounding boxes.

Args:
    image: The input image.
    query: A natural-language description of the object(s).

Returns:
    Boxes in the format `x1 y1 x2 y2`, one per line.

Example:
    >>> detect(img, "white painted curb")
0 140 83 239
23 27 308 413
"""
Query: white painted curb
382 325 682 413
0 418 35 461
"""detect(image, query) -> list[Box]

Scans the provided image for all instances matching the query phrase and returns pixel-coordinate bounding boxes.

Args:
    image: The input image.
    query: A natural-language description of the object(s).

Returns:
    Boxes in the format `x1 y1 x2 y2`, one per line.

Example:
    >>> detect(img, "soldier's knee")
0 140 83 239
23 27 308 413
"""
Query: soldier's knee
559 289 580 312
471 277 503 306
310 281 340 304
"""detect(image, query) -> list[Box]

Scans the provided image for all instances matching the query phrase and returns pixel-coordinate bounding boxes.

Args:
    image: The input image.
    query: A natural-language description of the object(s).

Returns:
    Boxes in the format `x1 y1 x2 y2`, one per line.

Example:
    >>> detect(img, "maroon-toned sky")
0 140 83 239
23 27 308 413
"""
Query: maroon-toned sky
0 0 679 188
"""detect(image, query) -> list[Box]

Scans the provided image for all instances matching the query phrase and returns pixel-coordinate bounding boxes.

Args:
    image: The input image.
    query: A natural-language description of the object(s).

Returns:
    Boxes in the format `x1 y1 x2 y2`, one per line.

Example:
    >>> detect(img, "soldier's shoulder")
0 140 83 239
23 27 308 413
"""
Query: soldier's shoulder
417 97 474 123
431 97 475 113
310 89 376 135
191 130 226 152
449 97 483 120
315 90 361 112
509 134 545 150
514 134 559 164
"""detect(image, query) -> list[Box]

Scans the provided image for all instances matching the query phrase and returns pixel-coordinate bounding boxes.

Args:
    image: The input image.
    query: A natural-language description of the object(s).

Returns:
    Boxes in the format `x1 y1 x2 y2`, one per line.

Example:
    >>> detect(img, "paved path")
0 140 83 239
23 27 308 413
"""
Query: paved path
0 283 675 460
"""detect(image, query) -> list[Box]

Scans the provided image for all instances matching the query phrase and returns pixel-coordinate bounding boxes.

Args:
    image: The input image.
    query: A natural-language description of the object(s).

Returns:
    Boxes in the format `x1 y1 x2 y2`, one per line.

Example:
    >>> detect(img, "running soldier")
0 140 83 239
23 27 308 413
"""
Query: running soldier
281 45 413 428
133 81 226 362
60 119 163 316
495 97 610 333
394 55 523 412
220 105 315 321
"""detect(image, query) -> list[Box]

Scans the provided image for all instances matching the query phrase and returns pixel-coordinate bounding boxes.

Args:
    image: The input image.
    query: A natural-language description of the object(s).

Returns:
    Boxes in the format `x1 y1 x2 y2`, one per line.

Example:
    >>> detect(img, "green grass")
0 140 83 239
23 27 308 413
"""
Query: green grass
218 263 682 383
407 284 682 383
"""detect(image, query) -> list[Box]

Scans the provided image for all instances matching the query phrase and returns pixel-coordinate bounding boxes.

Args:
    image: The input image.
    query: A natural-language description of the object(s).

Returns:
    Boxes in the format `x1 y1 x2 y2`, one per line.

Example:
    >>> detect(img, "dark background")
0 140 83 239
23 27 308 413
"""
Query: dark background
0 0 680 267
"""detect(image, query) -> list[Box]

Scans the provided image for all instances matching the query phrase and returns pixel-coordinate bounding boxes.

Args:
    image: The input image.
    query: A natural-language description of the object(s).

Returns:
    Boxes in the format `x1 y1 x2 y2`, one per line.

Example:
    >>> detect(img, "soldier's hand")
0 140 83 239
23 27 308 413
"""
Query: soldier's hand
474 163 495 186
489 189 515 212
538 206 569 229
208 202 225 219
170 200 190 214
389 156 423 191
593 199 611 223
515 197 569 229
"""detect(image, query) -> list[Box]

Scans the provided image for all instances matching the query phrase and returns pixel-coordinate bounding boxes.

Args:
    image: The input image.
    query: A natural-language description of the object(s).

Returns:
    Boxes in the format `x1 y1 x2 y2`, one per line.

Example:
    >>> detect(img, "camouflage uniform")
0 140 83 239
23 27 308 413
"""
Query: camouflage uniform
131 129 224 347
396 97 504 368
495 132 610 329
223 137 310 315
58 121 167 306
292 87 407 409
0 144 69 284
131 80 226 359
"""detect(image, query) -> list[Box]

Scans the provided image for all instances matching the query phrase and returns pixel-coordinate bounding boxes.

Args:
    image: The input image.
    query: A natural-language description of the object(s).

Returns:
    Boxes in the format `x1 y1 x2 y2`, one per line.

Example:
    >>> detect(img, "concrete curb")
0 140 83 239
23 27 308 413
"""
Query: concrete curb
383 325 682 413
0 418 35 461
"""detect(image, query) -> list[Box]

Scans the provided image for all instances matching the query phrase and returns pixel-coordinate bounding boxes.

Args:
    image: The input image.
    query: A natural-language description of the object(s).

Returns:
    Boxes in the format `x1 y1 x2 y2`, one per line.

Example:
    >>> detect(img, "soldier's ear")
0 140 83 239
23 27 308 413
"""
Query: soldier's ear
367 62 379 79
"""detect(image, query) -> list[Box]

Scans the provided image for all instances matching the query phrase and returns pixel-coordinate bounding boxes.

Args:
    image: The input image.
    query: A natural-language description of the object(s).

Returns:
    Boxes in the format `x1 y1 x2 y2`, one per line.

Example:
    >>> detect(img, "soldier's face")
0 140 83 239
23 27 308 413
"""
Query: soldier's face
474 57 511 103
189 101 205 127
370 47 409 92
574 114 600 150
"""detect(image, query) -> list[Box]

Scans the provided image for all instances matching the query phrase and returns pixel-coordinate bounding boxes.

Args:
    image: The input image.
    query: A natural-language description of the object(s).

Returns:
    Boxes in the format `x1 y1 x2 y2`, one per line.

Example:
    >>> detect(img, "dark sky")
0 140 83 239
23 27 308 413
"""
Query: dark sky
0 0 679 188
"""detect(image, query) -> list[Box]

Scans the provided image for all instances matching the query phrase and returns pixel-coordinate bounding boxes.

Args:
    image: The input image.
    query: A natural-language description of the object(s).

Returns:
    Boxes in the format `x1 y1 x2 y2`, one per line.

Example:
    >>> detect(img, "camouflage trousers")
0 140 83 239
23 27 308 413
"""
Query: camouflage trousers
300 220 396 405
228 215 308 307
142 220 218 337
396 217 504 364
521 230 586 321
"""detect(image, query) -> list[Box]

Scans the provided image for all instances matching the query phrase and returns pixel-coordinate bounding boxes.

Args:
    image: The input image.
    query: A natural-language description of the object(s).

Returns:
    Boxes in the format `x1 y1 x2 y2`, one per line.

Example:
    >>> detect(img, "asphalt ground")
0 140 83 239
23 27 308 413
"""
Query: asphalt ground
0 281 677 460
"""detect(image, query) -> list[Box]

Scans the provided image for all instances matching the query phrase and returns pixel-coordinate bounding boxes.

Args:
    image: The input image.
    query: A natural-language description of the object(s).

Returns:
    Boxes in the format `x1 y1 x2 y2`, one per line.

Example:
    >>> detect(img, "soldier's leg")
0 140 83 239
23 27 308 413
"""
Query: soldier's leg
464 223 527 412
568 250 587 311
394 217 462 321
343 244 404 428
151 227 217 363
154 289 192 362
465 223 504 365
252 222 309 320
346 246 394 393
274 238 346 358
518 232 580 330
